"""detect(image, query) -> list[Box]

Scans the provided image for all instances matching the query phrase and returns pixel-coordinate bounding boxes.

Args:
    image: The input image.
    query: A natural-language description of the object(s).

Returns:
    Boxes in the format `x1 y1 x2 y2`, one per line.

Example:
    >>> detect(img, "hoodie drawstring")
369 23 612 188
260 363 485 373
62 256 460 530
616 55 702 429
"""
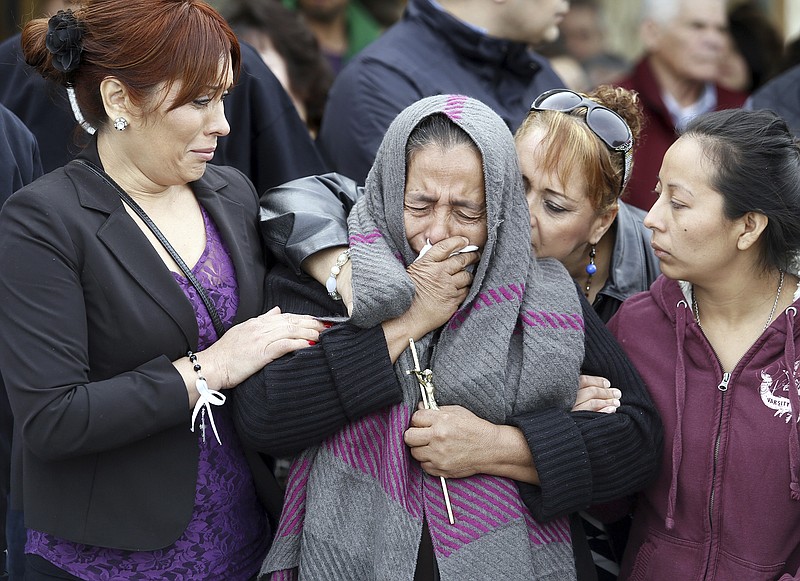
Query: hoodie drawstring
784 307 800 501
666 300 690 530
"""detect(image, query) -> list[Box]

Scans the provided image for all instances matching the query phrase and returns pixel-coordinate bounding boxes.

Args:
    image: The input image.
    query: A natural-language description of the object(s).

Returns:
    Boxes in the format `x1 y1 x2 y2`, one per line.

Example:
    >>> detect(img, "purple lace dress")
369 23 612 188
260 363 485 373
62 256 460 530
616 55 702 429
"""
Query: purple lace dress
27 206 269 580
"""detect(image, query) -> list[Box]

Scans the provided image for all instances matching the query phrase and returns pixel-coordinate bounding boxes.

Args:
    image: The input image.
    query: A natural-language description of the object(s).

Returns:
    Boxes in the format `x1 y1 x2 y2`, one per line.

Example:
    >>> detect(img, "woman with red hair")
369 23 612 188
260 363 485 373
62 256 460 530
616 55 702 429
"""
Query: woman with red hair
0 1 325 578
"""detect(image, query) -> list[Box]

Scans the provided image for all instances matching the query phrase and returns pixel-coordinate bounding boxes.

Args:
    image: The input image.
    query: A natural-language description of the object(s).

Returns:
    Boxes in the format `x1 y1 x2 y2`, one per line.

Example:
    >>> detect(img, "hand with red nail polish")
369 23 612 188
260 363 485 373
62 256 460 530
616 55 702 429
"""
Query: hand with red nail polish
197 306 325 389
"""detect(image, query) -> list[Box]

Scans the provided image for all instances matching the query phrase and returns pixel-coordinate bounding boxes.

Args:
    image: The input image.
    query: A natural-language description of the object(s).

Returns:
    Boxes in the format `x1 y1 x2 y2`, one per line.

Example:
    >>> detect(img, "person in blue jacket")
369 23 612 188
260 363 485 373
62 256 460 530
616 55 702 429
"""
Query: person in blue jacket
316 0 569 184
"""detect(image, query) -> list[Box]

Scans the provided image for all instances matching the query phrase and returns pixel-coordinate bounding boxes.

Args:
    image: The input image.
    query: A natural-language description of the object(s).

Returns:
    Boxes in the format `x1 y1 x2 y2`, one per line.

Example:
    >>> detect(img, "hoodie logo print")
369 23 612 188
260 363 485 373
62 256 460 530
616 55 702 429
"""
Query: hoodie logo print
759 360 800 422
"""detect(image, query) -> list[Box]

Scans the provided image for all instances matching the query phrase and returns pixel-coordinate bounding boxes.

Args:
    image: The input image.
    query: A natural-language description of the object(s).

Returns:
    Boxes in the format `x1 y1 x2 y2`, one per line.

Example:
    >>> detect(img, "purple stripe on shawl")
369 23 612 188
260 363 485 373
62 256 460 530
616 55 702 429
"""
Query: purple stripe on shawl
528 514 556 544
424 494 477 539
531 311 549 326
425 514 477 556
447 312 467 331
443 95 468 120
454 477 523 522
269 569 297 581
386 405 423 517
427 475 530 555
519 310 584 331
547 312 567 329
346 421 374 476
329 431 344 470
531 510 571 544
520 310 544 327
424 489 488 555
551 312 580 330
523 512 572 546
540 311 559 327
426 473 571 557
325 414 383 479
446 283 525 330
498 286 516 301
379 407 402 503
461 476 520 507
552 518 572 543
372 412 402 503
427 497 492 540
277 459 312 537
354 416 382 476
325 404 422 518
330 431 349 474
547 514 572 543
444 495 502 532
363 414 386 477
565 312 586 330
349 229 383 245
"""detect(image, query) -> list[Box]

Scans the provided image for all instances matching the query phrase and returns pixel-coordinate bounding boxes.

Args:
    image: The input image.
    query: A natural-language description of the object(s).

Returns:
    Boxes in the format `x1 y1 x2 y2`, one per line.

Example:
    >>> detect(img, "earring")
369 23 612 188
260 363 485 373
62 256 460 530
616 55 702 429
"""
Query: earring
113 117 129 131
584 244 597 298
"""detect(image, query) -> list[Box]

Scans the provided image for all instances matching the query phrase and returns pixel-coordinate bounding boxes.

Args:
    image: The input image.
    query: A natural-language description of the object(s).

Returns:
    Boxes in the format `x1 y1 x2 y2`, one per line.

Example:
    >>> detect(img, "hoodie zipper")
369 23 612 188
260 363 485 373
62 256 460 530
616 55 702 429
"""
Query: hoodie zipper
701 371 730 579
688 292 732 579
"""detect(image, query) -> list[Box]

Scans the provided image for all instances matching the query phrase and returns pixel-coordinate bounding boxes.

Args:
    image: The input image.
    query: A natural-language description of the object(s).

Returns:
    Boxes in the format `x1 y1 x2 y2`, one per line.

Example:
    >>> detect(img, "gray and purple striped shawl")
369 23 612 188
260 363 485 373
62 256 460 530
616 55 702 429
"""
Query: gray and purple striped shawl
262 95 584 580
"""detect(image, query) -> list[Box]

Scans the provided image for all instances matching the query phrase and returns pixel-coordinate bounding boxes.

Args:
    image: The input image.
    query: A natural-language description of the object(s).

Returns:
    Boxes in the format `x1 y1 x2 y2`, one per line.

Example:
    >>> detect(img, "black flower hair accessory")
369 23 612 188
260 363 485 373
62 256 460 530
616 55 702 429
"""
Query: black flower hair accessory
46 9 85 74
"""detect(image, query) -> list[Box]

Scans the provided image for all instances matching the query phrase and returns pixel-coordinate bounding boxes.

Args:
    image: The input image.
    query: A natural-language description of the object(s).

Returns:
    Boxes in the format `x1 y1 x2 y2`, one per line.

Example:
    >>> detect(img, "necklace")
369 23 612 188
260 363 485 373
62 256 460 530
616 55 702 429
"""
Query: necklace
692 270 785 332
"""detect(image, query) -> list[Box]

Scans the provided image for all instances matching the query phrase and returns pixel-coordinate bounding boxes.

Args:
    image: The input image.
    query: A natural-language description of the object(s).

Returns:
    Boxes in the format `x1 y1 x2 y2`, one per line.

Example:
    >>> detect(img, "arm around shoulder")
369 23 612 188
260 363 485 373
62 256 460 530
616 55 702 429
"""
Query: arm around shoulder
233 265 403 457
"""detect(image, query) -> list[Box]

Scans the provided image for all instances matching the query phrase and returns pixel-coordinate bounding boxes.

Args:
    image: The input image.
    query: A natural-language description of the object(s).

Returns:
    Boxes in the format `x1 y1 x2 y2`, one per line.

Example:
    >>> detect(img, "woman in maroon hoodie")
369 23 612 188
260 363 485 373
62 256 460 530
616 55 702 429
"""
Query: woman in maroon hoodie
609 108 800 580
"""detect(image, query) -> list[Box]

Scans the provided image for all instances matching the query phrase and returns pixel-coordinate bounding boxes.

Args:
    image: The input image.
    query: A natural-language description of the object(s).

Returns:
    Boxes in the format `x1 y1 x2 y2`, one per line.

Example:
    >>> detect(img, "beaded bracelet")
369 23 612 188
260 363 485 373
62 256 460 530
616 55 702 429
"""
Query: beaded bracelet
325 248 351 301
187 351 226 445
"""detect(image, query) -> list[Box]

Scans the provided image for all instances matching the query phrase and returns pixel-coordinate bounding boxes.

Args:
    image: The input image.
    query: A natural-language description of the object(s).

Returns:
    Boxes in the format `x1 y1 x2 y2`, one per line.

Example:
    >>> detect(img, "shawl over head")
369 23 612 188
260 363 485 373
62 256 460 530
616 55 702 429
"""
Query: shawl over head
263 95 584 580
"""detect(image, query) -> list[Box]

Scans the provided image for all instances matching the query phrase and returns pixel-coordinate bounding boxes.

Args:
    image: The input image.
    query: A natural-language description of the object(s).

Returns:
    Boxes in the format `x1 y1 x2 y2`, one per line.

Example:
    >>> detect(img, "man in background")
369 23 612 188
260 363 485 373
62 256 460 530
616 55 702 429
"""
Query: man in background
747 64 800 139
618 0 746 211
558 0 629 88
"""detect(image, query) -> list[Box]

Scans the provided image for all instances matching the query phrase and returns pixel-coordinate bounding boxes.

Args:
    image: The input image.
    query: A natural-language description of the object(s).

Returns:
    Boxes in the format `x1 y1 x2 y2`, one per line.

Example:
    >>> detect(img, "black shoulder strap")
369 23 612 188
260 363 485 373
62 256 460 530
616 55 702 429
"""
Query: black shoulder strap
75 159 225 337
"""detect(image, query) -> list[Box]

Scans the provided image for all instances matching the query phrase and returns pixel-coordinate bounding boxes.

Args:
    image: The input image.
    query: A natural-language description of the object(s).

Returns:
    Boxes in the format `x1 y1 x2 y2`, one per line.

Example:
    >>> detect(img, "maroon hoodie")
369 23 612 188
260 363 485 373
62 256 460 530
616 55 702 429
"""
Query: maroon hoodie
609 275 800 580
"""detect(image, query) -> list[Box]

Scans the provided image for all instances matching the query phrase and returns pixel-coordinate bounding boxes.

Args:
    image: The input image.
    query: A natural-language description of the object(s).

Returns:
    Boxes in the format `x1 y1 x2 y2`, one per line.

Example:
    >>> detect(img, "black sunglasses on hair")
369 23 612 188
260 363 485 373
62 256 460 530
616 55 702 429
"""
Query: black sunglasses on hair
530 89 634 194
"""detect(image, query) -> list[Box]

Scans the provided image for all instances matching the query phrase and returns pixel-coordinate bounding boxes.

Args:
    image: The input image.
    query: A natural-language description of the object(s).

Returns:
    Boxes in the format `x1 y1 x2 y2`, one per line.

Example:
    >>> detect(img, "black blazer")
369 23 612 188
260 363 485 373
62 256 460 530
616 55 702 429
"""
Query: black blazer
0 142 267 550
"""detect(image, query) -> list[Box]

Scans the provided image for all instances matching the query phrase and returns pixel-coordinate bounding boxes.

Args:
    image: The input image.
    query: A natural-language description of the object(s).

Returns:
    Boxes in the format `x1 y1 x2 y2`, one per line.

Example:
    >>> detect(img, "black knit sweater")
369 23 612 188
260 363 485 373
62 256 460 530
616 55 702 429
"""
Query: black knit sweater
513 285 663 521
233 267 662 523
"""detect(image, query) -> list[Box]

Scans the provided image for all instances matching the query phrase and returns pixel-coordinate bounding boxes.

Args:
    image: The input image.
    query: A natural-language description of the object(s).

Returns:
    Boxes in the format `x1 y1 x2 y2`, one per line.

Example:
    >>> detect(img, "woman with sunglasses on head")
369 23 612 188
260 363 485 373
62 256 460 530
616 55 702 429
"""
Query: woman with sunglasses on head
608 108 800 580
519 85 659 322
515 85 660 579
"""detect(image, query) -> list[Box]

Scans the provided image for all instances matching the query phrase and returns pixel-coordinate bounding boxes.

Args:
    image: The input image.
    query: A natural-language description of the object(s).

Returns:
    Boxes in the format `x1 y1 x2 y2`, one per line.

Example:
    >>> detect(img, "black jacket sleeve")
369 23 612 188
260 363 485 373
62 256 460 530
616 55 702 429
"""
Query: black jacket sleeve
510 289 663 521
233 264 403 457
259 173 361 273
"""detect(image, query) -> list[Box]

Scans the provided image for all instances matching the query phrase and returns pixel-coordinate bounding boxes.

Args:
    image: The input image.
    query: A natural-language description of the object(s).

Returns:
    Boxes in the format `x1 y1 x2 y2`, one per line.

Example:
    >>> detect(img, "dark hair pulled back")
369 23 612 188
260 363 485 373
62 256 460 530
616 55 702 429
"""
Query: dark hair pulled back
683 108 800 272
